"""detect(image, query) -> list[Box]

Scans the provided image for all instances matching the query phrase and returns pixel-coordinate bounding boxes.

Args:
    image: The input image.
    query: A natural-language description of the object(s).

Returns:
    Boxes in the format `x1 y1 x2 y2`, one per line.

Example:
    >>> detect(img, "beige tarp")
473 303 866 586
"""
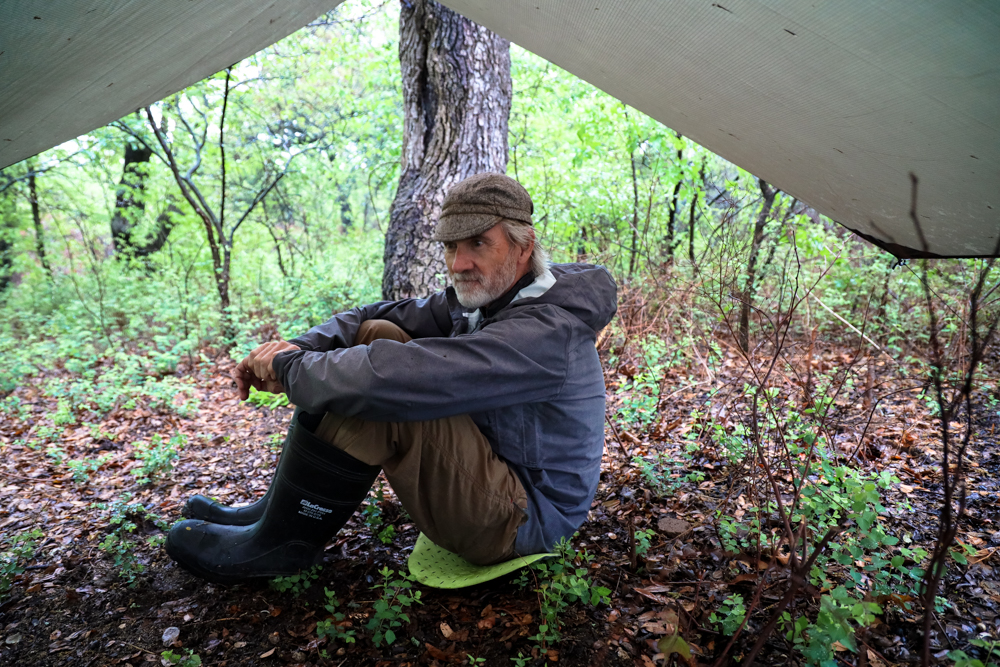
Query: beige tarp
1 0 997 257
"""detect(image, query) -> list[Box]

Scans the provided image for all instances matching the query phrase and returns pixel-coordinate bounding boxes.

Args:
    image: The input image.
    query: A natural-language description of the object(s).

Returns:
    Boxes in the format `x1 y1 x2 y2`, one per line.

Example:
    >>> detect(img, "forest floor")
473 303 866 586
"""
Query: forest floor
1 332 999 667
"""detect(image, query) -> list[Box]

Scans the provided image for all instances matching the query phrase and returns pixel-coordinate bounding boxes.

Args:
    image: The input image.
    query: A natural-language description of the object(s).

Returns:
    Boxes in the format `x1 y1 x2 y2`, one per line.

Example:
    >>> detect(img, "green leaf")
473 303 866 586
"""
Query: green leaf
657 634 692 660
384 629 396 645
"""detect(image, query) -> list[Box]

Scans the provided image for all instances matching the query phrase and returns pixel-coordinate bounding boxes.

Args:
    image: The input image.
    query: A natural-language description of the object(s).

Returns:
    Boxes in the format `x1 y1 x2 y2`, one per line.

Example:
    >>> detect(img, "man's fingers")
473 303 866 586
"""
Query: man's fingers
238 342 299 398
232 363 249 400
250 355 272 381
249 343 274 378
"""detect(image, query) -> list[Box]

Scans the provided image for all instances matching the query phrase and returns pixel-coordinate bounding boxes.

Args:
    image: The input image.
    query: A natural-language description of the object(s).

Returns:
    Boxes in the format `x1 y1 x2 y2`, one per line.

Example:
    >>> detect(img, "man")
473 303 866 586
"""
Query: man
166 173 617 583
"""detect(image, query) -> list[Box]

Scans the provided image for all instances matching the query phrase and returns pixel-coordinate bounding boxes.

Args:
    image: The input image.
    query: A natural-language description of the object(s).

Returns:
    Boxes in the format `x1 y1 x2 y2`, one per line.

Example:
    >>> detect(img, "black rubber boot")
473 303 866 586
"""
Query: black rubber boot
165 417 380 584
181 410 312 526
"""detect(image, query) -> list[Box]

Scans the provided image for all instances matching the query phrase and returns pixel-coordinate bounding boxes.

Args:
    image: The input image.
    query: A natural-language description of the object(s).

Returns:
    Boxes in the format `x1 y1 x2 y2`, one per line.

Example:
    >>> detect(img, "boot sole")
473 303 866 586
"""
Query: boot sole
165 534 320 585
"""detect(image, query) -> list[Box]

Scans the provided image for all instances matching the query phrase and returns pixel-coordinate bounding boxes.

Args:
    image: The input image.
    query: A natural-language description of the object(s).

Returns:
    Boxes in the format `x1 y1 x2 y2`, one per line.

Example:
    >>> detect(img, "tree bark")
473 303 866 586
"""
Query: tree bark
26 159 51 277
664 143 684 262
688 158 706 263
110 143 176 258
382 0 512 300
0 191 15 293
628 148 639 279
737 179 777 353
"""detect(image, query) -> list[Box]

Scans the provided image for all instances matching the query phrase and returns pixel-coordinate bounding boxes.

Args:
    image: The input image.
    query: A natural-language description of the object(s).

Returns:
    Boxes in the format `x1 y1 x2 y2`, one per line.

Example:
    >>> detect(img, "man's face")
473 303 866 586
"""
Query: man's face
444 223 523 309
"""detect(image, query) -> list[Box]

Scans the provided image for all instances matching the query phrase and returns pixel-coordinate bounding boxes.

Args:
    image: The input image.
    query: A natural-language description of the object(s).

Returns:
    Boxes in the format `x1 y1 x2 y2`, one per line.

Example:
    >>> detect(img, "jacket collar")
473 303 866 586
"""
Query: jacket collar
465 267 557 332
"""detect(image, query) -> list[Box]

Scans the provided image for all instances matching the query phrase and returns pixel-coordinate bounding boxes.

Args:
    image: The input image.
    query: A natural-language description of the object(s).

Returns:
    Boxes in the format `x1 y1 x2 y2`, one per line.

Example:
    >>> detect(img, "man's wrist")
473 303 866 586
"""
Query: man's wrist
271 346 303 387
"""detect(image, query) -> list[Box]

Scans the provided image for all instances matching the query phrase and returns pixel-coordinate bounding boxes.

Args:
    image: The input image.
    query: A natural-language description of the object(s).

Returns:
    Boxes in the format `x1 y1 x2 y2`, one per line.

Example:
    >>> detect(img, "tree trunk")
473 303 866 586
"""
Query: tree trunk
737 179 777 353
382 0 511 300
628 149 639 279
0 190 15 293
688 159 706 263
110 143 176 258
26 160 50 277
664 143 683 262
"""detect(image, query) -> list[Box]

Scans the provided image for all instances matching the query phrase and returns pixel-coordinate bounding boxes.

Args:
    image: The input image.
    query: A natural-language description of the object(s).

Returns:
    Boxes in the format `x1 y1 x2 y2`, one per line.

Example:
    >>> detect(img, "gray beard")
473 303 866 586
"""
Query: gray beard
450 248 520 310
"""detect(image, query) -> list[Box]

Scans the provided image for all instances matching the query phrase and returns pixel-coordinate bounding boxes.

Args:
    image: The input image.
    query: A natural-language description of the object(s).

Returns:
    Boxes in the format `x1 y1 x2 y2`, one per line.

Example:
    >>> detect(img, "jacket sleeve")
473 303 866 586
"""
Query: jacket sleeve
287 290 456 352
272 304 572 421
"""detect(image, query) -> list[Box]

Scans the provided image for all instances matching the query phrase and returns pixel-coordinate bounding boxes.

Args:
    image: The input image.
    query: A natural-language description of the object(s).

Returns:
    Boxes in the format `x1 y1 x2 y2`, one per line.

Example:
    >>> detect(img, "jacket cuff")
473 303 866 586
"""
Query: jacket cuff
272 348 306 388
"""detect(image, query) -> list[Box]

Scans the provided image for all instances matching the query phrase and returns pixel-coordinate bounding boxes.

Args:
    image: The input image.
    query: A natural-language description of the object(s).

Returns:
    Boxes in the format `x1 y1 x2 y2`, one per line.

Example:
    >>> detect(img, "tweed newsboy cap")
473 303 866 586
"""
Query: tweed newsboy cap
431 172 533 242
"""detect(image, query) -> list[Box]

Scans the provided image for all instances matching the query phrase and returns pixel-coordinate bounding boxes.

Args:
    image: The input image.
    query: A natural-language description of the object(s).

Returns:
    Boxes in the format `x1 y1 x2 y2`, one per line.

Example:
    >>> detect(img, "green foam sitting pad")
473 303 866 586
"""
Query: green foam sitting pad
407 532 554 589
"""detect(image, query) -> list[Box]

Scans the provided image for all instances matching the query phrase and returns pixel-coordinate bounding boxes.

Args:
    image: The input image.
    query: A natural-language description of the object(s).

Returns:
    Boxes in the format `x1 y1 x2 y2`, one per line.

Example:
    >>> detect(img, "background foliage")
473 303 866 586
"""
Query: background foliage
0 3 997 665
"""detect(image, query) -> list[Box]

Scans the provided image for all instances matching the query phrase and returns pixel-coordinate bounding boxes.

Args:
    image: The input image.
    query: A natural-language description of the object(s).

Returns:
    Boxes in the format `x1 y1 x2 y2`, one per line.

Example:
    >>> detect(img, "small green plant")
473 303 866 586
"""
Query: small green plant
633 528 654 558
269 564 321 596
131 432 185 484
1 529 43 599
95 494 166 585
267 432 285 450
317 587 356 650
246 386 290 409
87 422 114 442
366 567 422 647
377 524 396 545
28 424 60 449
160 649 202 667
779 586 881 665
362 480 387 532
710 593 747 636
66 453 112 484
45 443 66 466
467 655 486 666
632 453 683 496
53 398 76 425
518 537 611 649
0 395 28 421
949 637 1000 667
510 653 530 667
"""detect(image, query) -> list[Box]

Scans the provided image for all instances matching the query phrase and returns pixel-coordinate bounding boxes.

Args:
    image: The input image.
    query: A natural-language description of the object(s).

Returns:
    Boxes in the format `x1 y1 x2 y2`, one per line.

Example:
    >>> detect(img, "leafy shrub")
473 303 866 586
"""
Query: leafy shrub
517 537 611 649
317 587 356 649
366 567 422 647
950 638 1000 667
779 586 881 665
269 565 321 597
245 386 289 409
132 433 186 484
0 395 28 421
52 398 75 426
632 452 704 497
633 528 654 558
66 453 113 484
161 649 202 667
710 594 747 635
95 494 166 585
0 529 43 599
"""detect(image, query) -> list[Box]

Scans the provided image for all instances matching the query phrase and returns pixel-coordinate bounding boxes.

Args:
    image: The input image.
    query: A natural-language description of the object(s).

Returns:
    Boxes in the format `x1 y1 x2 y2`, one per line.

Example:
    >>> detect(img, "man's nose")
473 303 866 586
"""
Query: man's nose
451 247 474 273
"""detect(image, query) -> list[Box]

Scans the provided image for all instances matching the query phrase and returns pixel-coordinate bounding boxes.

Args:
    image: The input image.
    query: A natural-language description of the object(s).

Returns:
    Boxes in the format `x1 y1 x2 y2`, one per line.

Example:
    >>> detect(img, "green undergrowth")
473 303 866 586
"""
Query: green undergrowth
516 537 611 652
94 494 168 585
608 325 974 667
0 529 44 600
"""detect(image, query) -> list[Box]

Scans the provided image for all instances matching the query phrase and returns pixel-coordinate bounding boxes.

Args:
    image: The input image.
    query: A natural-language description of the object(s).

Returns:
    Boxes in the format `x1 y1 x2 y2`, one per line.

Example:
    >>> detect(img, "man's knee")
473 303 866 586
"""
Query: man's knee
355 320 412 346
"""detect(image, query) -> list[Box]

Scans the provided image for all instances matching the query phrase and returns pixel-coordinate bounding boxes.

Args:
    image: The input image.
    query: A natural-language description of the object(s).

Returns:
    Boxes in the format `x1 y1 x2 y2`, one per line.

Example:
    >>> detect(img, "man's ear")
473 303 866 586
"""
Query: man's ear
514 231 534 273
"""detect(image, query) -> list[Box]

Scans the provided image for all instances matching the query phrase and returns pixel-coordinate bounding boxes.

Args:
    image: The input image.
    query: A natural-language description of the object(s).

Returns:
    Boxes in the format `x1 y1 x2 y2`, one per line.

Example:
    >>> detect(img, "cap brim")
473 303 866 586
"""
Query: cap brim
431 213 505 242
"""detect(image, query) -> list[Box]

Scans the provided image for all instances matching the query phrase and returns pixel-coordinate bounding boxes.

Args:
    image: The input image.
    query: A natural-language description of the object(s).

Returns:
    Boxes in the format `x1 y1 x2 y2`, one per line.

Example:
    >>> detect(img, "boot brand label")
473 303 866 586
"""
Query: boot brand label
298 499 333 520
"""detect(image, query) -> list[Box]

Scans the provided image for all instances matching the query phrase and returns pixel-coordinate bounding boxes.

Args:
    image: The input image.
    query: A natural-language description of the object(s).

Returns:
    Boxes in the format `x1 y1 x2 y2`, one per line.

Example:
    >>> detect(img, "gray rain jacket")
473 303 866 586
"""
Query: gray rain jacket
272 263 618 554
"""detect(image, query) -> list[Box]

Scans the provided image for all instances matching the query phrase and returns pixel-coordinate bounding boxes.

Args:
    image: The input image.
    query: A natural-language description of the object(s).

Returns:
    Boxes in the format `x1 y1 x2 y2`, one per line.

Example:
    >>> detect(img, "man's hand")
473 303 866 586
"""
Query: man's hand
233 341 301 401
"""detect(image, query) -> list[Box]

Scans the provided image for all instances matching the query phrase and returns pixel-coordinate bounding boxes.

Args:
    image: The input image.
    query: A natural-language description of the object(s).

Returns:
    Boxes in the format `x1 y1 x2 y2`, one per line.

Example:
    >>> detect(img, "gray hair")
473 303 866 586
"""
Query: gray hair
500 219 550 277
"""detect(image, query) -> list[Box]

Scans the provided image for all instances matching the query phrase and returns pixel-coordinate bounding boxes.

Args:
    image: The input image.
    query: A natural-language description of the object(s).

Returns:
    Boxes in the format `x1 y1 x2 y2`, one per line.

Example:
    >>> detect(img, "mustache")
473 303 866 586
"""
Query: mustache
450 271 483 283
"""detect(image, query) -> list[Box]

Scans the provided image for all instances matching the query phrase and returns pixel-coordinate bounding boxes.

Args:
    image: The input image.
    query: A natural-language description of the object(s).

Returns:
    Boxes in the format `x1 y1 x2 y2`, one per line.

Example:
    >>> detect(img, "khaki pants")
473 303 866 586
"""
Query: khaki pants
313 320 528 565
